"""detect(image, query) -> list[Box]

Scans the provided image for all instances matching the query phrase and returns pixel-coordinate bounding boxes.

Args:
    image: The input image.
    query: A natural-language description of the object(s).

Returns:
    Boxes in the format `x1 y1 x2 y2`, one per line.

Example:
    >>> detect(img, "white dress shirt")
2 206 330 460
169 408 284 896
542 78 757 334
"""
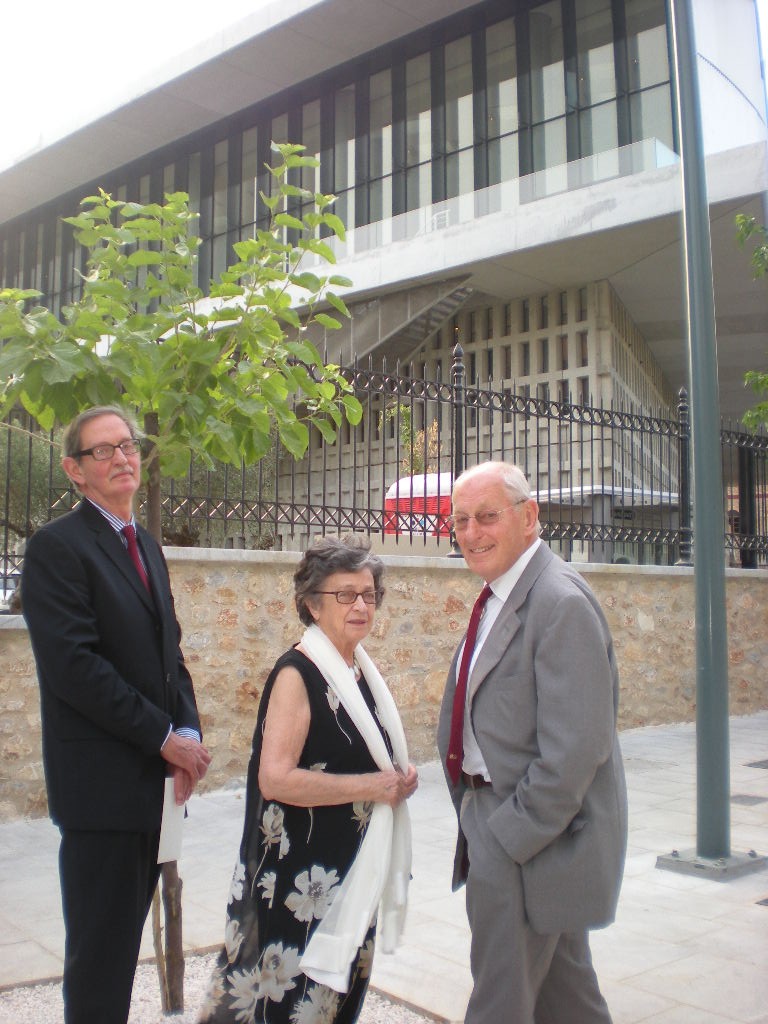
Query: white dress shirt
461 538 542 780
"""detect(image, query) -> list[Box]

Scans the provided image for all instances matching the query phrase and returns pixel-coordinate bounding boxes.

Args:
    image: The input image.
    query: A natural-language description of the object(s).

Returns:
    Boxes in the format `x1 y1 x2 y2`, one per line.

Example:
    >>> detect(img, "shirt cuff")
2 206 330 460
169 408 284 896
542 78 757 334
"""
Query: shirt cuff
174 726 202 743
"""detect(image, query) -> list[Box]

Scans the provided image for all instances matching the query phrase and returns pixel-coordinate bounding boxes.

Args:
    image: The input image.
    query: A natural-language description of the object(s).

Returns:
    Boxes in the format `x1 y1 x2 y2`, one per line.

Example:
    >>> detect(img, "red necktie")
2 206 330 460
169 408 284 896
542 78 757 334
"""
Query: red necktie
122 524 150 592
446 584 493 785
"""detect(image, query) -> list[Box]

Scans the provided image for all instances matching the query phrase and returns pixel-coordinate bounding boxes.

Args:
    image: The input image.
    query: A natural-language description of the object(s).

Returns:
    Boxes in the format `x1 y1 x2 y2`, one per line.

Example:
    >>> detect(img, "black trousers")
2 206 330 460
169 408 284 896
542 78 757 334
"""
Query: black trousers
59 829 161 1024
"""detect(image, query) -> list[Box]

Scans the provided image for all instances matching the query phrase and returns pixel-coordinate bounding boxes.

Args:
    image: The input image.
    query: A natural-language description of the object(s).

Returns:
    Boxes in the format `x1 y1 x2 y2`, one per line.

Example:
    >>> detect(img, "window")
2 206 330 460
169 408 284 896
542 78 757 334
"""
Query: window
578 376 590 405
539 338 549 373
370 70 393 222
504 303 512 335
486 348 494 380
334 84 356 229
486 307 494 339
503 345 512 378
539 295 549 330
521 342 530 376
578 287 588 321
574 0 618 157
578 331 589 366
469 310 477 343
530 1 567 173
503 386 514 423
521 299 530 333
406 54 432 212
559 334 569 370
559 291 568 325
445 35 475 199
487 17 518 184
241 126 258 230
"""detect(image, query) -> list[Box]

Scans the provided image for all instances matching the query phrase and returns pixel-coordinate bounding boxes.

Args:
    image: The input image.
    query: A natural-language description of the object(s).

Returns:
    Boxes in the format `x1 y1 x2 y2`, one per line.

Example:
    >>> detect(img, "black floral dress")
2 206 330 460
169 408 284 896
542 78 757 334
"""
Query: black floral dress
198 647 392 1024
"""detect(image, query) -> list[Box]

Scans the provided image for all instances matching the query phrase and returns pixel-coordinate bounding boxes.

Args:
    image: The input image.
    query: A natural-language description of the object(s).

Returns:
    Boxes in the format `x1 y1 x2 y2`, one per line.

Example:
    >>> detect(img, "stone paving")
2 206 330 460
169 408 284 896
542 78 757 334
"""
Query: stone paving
0 713 766 1023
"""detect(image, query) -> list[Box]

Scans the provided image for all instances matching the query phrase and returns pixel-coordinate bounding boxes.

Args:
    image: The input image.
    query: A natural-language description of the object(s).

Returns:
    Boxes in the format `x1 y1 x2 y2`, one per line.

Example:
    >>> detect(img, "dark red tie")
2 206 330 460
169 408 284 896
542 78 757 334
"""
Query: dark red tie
122 524 150 592
447 584 493 785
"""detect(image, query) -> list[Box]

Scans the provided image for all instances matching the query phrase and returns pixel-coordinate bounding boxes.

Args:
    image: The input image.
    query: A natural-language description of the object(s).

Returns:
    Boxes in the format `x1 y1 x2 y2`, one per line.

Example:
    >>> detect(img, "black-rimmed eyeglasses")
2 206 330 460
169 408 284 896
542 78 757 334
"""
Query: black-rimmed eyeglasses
73 439 140 461
314 589 382 605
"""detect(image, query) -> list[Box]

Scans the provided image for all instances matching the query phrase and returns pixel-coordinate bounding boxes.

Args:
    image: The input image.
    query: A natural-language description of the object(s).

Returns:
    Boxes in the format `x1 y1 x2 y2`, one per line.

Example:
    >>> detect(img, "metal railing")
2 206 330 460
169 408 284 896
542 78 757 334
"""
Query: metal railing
3 349 767 608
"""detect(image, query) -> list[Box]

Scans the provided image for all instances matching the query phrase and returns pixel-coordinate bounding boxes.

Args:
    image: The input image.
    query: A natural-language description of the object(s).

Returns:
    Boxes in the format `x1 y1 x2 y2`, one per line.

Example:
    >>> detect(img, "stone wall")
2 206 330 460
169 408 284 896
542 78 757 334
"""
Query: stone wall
1 550 766 822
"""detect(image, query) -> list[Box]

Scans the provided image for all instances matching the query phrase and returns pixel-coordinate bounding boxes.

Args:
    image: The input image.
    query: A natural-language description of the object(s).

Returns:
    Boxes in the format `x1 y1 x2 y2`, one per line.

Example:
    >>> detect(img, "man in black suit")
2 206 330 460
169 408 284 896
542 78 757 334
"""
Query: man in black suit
22 406 211 1024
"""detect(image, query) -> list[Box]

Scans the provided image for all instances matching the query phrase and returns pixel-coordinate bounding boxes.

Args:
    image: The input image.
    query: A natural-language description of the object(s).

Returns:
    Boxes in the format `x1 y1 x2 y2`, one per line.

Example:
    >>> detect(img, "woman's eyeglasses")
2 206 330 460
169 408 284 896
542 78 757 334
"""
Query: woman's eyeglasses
314 589 382 605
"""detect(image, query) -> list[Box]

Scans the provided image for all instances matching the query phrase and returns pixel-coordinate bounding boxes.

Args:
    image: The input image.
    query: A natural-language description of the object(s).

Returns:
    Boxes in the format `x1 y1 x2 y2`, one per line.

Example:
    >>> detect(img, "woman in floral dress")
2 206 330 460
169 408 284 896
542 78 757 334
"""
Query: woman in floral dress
199 537 418 1024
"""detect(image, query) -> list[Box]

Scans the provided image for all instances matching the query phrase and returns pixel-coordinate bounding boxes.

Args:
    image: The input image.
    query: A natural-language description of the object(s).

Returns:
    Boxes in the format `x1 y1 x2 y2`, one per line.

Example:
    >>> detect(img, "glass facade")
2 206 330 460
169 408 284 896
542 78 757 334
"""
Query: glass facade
0 0 673 313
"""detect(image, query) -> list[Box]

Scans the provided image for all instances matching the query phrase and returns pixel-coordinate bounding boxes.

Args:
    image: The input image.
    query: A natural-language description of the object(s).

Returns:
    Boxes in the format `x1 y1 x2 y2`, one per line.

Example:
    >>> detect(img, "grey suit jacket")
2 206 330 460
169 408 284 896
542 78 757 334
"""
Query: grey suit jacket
437 543 627 934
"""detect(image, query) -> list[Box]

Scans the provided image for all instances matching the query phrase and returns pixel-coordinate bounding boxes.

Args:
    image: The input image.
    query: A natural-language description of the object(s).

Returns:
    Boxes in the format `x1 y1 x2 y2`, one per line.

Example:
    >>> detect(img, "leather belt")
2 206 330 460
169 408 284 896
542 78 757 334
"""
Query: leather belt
462 771 492 790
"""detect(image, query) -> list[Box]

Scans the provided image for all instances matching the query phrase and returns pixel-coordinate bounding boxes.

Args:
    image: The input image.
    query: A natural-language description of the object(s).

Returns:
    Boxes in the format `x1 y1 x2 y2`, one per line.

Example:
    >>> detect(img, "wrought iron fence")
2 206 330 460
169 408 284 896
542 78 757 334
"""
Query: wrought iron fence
3 350 768 609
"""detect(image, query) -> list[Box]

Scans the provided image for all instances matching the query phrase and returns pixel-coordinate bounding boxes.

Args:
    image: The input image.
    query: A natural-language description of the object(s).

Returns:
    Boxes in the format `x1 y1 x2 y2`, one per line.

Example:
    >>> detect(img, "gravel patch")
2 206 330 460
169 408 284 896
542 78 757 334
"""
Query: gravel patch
0 952 435 1024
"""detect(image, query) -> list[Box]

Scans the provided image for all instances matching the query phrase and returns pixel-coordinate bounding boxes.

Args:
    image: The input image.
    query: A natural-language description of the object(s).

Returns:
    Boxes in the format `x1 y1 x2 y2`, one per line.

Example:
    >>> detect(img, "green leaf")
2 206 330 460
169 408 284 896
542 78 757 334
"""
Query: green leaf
322 213 347 240
126 250 164 267
278 419 309 458
41 344 89 384
325 292 350 318
285 339 322 365
314 313 342 330
342 394 363 425
289 272 323 293
314 417 338 443
274 213 305 232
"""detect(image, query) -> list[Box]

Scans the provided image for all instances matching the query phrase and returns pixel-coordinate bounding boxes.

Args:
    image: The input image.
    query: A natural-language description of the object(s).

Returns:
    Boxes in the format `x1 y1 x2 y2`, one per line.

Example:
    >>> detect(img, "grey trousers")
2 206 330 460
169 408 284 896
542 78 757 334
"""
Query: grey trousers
461 789 613 1024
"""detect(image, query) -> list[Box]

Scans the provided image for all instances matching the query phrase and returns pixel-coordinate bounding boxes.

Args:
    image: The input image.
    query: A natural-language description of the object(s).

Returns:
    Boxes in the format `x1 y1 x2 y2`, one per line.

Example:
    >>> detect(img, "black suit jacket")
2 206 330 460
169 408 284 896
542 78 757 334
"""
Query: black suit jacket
22 500 201 832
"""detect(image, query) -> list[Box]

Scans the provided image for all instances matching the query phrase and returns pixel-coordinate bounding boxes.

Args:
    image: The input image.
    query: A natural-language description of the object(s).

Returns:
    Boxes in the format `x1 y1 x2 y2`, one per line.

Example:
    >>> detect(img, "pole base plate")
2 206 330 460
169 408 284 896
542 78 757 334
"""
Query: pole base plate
656 848 767 881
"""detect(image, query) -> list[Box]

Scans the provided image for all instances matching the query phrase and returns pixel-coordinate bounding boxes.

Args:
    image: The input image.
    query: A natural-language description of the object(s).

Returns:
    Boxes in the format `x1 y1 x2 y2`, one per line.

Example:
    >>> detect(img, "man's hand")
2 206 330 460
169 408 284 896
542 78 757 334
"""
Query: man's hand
171 767 196 804
161 732 211 804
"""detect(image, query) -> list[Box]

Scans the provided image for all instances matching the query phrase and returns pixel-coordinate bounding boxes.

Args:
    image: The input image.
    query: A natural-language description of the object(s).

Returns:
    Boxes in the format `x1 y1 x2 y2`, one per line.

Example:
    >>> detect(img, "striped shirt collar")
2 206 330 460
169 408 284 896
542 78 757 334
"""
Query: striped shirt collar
84 498 136 537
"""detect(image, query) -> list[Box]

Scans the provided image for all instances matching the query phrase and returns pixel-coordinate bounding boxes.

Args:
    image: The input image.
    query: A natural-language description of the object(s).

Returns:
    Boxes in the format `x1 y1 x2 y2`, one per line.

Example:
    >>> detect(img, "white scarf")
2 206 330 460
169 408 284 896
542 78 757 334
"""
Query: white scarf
297 624 412 993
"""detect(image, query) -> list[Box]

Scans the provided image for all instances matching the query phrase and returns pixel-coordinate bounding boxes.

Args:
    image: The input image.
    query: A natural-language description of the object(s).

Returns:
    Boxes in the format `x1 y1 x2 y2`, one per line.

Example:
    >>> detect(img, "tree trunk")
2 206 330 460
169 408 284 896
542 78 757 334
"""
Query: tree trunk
144 411 162 542
162 862 185 1010
143 411 185 1014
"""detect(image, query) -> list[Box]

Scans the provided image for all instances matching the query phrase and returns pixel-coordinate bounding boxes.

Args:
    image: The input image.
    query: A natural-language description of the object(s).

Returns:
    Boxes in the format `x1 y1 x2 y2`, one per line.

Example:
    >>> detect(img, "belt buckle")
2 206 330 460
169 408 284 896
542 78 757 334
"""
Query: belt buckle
463 772 489 790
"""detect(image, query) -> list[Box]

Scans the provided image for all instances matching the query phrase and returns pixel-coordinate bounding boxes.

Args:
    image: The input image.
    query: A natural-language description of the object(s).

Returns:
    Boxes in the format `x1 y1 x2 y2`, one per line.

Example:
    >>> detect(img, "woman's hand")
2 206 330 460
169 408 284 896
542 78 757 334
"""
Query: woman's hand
375 764 419 807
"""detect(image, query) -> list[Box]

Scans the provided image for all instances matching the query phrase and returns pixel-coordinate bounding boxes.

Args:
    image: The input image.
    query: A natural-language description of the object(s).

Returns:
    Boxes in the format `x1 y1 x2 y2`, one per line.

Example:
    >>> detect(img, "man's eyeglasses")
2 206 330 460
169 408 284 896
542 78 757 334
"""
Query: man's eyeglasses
448 499 528 532
314 589 382 605
73 440 140 461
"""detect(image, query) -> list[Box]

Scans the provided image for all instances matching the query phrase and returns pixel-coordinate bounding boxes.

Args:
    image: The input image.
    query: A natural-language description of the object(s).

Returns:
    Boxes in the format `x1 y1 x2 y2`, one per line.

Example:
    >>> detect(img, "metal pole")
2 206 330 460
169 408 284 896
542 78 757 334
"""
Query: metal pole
670 0 730 859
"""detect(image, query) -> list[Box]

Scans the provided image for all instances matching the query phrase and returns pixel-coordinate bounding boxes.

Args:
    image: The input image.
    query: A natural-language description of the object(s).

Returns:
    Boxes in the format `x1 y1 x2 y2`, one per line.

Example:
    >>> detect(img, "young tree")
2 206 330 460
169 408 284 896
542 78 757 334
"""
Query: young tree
0 142 361 1011
735 213 768 430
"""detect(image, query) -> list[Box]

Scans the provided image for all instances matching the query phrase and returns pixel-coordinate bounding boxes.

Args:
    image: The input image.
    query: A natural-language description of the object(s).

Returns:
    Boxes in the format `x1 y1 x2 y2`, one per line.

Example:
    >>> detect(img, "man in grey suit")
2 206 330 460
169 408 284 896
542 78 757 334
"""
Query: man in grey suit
437 461 627 1024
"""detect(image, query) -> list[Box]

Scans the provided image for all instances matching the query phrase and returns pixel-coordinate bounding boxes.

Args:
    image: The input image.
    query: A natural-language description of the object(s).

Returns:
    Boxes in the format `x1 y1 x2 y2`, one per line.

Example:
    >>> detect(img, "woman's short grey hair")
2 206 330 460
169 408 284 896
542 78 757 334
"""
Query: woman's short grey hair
62 406 140 459
294 535 385 625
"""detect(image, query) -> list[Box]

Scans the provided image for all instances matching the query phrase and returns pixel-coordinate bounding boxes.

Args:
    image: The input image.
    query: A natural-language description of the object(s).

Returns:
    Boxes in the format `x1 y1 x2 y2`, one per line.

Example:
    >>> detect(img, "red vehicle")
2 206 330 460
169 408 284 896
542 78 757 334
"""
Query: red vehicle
383 472 453 537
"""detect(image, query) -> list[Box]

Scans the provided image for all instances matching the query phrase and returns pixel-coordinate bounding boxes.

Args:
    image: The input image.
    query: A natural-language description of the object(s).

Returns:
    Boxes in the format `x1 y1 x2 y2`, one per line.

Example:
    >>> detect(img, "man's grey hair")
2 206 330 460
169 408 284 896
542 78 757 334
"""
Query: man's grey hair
454 461 532 503
62 406 140 459
294 535 385 626
454 461 542 536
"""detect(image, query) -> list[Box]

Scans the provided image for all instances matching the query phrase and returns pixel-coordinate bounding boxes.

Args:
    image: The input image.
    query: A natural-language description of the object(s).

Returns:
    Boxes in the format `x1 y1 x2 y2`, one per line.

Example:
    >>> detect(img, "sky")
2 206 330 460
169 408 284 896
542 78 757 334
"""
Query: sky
0 0 264 172
0 0 767 174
